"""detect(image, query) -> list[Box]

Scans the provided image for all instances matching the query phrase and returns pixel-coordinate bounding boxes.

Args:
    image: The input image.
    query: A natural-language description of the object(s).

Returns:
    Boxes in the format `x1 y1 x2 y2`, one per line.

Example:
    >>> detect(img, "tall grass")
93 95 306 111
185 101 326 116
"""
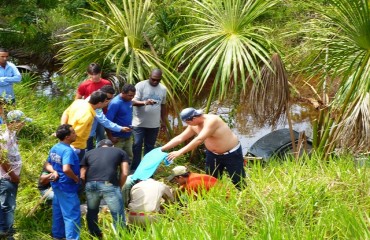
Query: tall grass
11 83 370 239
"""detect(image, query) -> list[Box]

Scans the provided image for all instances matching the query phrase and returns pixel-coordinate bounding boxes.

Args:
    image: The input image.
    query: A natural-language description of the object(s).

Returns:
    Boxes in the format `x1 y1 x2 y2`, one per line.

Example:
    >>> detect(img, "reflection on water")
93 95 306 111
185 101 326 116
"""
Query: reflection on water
217 103 317 155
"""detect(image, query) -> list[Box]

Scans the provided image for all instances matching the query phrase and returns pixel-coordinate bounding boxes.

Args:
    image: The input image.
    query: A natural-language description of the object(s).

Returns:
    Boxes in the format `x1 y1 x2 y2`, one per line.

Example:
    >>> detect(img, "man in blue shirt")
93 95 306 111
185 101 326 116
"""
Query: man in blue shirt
106 84 136 165
45 124 81 240
0 48 21 103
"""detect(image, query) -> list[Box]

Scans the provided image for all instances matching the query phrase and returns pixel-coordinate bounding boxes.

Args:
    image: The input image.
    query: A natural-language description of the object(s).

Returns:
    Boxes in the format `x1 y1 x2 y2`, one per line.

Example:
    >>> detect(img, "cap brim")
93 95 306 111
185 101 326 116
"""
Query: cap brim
167 174 176 182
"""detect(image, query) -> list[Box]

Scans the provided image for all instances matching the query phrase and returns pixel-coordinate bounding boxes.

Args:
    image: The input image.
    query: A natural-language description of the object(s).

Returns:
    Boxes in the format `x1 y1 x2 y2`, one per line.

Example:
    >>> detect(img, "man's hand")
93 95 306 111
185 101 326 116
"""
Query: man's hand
167 150 182 161
10 174 20 183
121 127 132 133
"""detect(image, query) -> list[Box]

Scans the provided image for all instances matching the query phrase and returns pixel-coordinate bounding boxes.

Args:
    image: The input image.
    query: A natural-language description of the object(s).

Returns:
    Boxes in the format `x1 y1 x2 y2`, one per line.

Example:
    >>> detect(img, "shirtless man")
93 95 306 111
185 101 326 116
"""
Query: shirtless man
161 107 246 189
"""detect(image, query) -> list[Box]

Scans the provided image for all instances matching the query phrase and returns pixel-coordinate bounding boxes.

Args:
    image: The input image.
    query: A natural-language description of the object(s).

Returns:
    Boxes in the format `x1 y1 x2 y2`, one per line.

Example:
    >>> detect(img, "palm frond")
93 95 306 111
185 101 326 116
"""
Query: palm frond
168 0 278 109
56 0 183 102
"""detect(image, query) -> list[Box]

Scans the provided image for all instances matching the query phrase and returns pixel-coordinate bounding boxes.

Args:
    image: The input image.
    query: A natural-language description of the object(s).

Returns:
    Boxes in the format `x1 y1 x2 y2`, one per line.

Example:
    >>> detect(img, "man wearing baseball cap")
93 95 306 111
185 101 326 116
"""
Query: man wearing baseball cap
161 107 246 189
0 110 31 238
167 166 218 194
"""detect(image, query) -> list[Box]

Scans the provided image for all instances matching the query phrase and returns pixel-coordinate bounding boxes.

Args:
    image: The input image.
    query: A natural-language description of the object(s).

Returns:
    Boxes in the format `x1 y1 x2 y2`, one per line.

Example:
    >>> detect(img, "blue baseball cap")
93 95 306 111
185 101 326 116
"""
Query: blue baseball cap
180 108 203 121
7 110 32 123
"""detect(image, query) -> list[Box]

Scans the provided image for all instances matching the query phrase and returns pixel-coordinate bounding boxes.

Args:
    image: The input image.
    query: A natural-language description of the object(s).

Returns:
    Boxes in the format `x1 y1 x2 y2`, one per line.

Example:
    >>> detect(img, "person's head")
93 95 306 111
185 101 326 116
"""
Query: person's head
55 124 77 143
88 90 108 109
96 139 114 148
0 48 10 67
167 166 190 185
120 84 136 102
87 63 102 82
149 69 162 87
100 85 115 107
6 110 32 131
180 108 203 124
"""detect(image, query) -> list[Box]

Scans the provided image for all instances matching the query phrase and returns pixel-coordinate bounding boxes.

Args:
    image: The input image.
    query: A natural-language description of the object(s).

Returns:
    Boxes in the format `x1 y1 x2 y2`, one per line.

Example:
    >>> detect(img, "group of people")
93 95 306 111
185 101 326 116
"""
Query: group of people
0 52 247 240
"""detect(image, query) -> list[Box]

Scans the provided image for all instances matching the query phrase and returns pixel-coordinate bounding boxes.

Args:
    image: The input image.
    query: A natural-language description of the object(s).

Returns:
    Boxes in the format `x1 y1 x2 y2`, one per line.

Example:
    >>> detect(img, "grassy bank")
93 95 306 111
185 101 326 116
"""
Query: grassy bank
11 83 370 239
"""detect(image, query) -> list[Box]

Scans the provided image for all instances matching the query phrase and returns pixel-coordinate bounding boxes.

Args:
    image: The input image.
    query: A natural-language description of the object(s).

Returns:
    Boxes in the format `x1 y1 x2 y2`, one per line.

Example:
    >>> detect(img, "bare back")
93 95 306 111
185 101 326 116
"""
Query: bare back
190 114 239 154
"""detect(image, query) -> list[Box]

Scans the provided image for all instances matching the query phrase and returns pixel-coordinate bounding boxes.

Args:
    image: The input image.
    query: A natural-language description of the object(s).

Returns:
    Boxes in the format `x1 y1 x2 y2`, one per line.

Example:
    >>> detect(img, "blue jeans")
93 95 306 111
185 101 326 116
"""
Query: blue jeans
95 123 106 143
52 187 80 240
0 179 18 234
132 127 159 171
85 181 125 236
205 145 246 189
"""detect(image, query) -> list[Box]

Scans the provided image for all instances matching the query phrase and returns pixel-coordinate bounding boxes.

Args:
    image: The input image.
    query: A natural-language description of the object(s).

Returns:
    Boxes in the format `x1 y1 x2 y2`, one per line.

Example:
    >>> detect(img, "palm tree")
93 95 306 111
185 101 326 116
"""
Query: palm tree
305 0 370 157
57 0 181 98
168 0 279 111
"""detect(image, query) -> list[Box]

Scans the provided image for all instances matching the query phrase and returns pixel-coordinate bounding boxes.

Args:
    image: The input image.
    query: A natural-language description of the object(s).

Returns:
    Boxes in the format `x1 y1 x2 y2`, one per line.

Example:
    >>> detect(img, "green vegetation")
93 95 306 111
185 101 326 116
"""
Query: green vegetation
10 83 370 239
1 0 370 238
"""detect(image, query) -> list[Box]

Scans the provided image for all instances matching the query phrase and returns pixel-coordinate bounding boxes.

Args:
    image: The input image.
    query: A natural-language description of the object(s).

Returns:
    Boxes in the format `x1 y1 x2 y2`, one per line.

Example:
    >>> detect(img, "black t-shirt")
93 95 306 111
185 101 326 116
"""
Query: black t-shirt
81 147 129 186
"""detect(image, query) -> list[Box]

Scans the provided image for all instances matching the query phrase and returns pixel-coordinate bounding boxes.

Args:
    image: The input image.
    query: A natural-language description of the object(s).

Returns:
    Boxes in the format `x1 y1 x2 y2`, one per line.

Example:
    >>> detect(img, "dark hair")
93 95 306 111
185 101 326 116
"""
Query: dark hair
100 85 115 95
121 84 136 94
178 172 190 178
87 63 102 75
0 48 9 53
56 124 73 141
88 90 107 104
151 68 162 75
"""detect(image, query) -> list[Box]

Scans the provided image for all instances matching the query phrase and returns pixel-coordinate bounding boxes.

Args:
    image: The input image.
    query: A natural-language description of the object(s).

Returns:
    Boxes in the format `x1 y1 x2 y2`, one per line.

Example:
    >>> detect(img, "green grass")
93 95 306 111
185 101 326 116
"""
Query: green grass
10 84 370 239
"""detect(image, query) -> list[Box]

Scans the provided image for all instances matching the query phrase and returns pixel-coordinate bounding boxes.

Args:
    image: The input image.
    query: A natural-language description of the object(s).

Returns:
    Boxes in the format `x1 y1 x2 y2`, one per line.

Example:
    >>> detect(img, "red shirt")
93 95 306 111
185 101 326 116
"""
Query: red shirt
77 78 111 99
183 173 218 193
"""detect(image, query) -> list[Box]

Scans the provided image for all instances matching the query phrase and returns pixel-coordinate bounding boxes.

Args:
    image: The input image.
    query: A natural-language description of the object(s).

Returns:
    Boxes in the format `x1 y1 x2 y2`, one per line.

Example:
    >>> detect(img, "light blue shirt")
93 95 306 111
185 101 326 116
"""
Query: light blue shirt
0 62 22 100
89 108 122 137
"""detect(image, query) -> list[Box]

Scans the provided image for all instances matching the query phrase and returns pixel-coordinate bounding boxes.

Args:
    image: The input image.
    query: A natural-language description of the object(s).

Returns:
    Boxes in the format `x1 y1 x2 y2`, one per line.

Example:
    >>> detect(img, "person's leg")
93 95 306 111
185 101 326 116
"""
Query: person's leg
101 183 125 231
52 188 66 239
95 123 106 143
114 137 133 166
56 189 81 240
0 179 18 235
132 127 145 171
86 136 95 151
205 151 223 179
121 137 133 165
143 127 159 155
85 182 102 237
223 146 246 189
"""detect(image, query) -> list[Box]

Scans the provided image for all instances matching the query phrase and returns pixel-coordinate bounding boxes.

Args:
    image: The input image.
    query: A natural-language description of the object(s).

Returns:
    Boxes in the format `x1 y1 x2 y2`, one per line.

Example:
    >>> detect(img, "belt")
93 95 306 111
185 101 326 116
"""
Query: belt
129 211 156 216
211 142 241 155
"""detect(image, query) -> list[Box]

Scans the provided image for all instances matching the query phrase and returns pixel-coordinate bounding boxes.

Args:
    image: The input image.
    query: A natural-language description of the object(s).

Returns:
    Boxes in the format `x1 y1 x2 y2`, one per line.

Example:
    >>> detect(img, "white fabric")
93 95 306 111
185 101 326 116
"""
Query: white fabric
0 126 22 178
128 178 173 213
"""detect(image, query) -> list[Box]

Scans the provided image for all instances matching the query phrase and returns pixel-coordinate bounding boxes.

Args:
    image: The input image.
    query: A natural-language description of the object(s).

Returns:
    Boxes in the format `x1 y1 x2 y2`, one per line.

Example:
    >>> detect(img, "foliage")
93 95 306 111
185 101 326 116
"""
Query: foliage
0 1 76 73
57 0 182 102
167 0 279 110
302 0 370 156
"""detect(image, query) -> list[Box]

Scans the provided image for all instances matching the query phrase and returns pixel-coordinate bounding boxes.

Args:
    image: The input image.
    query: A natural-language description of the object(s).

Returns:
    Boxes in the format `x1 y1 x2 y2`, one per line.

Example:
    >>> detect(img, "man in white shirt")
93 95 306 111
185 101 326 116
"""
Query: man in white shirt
127 178 173 226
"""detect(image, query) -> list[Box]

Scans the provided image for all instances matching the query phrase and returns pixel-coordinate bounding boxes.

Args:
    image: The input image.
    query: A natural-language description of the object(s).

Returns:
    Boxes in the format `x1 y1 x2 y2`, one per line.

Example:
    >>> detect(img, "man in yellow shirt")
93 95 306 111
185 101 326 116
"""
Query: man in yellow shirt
63 90 108 160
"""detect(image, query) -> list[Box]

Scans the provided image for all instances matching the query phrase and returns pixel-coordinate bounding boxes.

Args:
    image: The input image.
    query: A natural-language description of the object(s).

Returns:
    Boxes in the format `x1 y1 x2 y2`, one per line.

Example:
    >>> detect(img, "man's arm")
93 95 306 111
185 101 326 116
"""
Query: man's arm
0 63 21 84
96 109 130 133
0 162 19 183
80 166 87 182
119 161 129 188
161 126 196 151
166 119 217 160
63 164 79 183
44 162 59 180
